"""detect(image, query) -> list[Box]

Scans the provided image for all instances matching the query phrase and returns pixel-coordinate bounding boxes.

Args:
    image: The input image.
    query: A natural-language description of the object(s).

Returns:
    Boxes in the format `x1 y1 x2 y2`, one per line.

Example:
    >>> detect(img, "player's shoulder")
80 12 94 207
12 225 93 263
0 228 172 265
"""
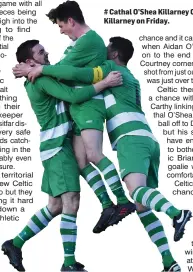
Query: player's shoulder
33 75 51 87
24 79 41 101
126 68 139 81
24 79 38 92
77 30 104 45
24 76 51 97
123 68 140 86
101 60 115 70
86 30 102 38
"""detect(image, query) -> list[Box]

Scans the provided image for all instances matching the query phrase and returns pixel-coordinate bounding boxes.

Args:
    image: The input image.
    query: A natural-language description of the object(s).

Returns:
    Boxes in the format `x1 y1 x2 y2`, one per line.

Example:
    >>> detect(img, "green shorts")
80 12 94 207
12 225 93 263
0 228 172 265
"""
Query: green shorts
70 98 105 134
42 139 80 197
117 136 160 188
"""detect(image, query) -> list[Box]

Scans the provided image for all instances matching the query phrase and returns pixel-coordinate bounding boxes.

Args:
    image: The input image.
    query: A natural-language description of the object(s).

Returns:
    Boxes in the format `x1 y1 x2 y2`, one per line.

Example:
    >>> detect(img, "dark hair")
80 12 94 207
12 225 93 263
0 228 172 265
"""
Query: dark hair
109 37 134 64
47 1 85 24
16 40 39 63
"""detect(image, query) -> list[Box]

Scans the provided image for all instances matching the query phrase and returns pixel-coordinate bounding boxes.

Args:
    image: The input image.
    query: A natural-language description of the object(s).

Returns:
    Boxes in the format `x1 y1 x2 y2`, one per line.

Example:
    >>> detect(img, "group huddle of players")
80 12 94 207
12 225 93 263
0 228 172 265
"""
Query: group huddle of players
1 1 191 272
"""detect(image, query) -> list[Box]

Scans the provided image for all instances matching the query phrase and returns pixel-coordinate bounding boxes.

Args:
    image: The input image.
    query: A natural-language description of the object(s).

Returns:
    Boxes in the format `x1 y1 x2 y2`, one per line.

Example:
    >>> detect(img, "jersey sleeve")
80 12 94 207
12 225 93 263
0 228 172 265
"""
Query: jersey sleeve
92 61 115 83
35 76 96 104
99 61 114 78
42 65 94 84
42 60 114 85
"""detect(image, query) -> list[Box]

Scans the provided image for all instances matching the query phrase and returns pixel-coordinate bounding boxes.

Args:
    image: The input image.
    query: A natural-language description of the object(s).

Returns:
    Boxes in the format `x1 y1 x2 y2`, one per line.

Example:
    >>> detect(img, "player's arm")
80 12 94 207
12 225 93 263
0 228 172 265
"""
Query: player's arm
42 65 94 83
28 60 114 84
12 63 95 83
36 72 122 104
12 60 114 84
42 60 114 83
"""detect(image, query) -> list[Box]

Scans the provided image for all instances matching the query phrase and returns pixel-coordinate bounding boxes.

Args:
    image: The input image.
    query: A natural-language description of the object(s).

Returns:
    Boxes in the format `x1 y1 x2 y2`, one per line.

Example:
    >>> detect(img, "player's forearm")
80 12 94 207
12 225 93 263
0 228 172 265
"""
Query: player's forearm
39 71 121 104
48 85 96 104
69 77 114 102
56 82 107 104
70 80 109 103
93 78 109 93
37 77 96 104
42 65 94 83
68 85 97 103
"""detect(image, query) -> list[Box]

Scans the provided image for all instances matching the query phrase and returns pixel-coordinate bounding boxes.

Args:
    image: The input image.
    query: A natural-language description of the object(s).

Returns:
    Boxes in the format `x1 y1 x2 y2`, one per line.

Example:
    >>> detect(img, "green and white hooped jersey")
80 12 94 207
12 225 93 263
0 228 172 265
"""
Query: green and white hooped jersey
40 100 72 161
103 66 157 150
25 80 72 161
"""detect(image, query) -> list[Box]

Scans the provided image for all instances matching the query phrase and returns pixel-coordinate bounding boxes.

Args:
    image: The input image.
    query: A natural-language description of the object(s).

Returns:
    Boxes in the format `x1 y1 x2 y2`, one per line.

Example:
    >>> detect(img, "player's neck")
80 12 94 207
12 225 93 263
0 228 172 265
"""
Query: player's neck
75 24 91 38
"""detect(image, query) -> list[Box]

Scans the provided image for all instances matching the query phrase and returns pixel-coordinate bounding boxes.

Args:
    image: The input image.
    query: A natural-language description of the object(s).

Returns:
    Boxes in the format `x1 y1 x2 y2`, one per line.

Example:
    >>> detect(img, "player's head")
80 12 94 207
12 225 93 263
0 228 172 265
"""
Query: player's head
47 1 85 40
107 37 134 65
16 40 50 65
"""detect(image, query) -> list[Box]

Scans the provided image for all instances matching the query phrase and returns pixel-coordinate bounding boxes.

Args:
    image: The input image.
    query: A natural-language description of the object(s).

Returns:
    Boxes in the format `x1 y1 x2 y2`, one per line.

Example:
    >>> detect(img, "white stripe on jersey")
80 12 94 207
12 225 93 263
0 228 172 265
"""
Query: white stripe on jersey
40 122 70 142
104 94 116 109
111 129 158 149
107 112 149 133
40 147 63 161
55 101 66 115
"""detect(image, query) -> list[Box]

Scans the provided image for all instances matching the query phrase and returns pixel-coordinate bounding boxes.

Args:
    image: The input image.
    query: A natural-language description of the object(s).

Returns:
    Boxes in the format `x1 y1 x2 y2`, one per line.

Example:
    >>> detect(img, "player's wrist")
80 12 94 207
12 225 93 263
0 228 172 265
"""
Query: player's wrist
101 78 109 89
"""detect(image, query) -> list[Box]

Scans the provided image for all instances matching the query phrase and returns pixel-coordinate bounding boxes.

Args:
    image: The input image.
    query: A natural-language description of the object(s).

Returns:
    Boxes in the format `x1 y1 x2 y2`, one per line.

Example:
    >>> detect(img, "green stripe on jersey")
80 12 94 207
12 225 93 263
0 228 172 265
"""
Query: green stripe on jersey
25 79 72 161
102 62 155 149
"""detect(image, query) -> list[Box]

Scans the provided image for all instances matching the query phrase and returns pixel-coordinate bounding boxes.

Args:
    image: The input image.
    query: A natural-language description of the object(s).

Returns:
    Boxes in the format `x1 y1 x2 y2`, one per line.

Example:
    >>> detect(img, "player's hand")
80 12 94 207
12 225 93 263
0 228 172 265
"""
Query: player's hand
12 63 32 78
104 71 123 87
28 66 43 83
